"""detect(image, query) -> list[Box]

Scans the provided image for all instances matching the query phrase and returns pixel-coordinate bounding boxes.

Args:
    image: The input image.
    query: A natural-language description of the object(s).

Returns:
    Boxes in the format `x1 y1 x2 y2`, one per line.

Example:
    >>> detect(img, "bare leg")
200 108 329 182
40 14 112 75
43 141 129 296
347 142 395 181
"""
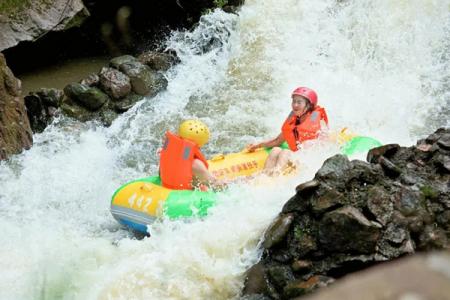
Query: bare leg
275 149 292 170
263 148 295 176
264 147 282 170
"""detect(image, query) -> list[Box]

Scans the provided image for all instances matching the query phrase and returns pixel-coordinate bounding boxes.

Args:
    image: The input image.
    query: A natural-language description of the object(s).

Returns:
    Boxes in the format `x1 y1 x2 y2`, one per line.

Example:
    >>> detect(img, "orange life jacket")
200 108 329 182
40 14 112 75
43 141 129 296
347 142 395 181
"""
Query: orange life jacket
159 131 209 190
281 106 328 151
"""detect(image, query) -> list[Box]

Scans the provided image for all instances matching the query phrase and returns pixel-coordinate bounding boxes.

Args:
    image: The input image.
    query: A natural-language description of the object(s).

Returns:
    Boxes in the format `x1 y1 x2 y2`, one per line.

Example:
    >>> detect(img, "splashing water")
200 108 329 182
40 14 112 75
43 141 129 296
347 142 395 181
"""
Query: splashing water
1 1 449 299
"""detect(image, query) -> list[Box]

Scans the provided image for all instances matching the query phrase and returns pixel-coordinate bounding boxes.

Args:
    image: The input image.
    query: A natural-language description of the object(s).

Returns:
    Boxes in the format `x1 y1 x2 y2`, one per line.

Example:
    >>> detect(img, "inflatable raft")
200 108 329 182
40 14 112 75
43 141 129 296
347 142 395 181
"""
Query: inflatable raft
111 131 381 234
111 147 270 233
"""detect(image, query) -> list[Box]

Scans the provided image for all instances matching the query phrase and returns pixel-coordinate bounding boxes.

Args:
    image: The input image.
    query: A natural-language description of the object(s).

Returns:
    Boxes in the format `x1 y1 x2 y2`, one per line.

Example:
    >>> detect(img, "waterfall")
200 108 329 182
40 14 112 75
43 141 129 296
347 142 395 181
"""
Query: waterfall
1 1 448 299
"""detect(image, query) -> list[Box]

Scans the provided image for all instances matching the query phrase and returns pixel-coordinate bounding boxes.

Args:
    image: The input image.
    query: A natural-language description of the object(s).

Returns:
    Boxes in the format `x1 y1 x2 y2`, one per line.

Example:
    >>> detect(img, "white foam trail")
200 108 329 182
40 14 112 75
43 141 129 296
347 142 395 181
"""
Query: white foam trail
0 1 449 299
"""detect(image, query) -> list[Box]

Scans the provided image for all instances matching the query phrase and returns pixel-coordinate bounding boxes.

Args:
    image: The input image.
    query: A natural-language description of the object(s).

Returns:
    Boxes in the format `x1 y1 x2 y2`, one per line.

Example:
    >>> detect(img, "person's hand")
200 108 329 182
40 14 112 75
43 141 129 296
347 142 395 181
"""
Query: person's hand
156 147 162 156
247 143 261 152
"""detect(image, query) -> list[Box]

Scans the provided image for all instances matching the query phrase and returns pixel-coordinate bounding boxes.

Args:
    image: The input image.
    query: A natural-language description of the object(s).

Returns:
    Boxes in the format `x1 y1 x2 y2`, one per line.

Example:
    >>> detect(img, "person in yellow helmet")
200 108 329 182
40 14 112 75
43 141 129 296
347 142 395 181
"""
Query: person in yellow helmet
159 120 225 191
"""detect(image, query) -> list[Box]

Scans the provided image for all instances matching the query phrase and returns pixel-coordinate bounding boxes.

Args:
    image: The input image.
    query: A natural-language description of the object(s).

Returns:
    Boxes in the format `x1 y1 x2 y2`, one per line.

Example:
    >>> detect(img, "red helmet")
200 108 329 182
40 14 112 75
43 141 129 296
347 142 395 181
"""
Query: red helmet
291 87 318 106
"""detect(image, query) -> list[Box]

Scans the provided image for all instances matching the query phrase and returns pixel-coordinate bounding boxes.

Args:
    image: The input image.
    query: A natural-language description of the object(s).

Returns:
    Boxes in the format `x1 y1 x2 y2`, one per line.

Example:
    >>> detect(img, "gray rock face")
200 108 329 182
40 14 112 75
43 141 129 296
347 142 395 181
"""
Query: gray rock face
301 252 450 300
99 67 131 99
0 53 32 160
138 51 180 71
0 0 89 51
244 128 450 299
119 60 168 96
109 55 138 69
318 206 381 254
64 83 109 111
24 88 64 133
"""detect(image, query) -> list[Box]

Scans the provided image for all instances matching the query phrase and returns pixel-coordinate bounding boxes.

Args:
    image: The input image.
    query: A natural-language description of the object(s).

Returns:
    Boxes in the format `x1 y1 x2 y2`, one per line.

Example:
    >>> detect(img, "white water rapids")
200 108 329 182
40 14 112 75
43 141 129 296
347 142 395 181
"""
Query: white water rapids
1 0 449 299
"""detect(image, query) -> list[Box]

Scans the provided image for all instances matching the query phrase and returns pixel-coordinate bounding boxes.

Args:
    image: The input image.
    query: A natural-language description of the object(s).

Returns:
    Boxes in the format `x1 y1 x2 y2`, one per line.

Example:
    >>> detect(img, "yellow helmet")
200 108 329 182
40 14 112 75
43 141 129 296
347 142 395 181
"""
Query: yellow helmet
178 119 210 147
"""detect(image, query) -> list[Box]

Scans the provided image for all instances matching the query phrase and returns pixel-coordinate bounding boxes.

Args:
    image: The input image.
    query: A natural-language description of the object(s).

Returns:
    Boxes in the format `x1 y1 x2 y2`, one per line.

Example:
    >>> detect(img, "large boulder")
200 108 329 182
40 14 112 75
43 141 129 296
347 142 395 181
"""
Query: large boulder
63 83 109 111
244 128 450 299
302 252 450 300
24 88 64 133
0 53 32 160
98 67 131 99
137 51 180 71
118 60 168 96
0 0 89 51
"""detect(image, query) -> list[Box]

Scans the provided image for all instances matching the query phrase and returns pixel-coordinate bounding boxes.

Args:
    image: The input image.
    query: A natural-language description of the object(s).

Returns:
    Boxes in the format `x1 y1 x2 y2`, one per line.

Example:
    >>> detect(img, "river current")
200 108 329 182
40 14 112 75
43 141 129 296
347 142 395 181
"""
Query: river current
1 0 449 299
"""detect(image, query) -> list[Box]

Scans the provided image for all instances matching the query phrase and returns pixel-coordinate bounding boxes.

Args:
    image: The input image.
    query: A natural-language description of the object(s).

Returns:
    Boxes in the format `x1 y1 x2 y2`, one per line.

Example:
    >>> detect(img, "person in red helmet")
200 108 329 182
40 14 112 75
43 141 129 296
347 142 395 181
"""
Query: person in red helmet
247 87 328 175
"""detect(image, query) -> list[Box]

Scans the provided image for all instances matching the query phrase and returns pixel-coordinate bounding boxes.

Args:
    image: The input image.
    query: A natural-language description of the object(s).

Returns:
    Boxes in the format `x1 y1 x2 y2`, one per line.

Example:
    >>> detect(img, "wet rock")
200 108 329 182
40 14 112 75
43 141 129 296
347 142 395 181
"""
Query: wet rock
80 73 99 86
243 263 270 296
383 223 408 244
271 250 292 264
367 186 393 225
36 88 64 107
282 194 310 214
109 55 138 69
267 265 295 290
346 160 383 185
315 154 352 182
64 83 109 111
367 144 400 163
406 214 426 233
394 187 422 217
437 133 450 150
434 154 450 173
295 179 320 194
112 93 143 113
301 252 450 300
318 206 381 254
423 129 446 144
377 232 415 259
138 51 180 71
98 67 131 99
119 60 168 96
248 128 450 300
290 227 317 258
60 102 95 122
309 254 381 276
24 94 51 133
24 88 64 133
436 211 450 230
283 275 334 299
310 187 345 214
399 172 421 185
291 260 312 273
417 225 448 250
263 214 294 249
0 53 32 160
378 156 401 177
98 109 118 127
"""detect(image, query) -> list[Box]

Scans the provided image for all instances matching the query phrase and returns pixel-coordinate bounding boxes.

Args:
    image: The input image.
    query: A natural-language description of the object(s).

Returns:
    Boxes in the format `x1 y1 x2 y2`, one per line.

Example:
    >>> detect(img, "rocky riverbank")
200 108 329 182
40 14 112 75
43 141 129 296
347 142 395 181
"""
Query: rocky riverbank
24 51 176 132
243 128 450 299
0 0 245 160
0 53 32 160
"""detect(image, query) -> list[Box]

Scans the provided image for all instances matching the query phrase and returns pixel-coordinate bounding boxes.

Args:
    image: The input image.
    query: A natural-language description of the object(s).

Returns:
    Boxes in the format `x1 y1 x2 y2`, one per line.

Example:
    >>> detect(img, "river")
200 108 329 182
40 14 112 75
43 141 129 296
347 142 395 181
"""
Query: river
0 0 449 299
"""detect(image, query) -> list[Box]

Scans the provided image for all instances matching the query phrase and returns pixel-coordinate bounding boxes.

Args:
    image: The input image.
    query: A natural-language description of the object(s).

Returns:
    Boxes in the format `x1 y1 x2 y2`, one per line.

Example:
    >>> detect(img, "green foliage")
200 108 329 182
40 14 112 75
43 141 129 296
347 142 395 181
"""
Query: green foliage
420 185 439 201
213 0 228 8
0 0 31 17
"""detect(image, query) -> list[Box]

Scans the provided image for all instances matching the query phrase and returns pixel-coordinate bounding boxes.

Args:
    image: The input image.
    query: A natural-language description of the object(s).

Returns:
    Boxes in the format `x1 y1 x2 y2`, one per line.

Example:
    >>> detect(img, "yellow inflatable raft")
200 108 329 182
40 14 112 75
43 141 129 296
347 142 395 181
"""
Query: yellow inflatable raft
110 130 381 234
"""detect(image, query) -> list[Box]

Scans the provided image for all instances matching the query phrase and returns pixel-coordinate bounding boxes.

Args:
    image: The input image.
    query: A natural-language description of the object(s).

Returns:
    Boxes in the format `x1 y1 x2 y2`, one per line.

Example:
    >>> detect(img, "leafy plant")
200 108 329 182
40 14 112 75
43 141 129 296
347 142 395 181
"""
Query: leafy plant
213 0 228 8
